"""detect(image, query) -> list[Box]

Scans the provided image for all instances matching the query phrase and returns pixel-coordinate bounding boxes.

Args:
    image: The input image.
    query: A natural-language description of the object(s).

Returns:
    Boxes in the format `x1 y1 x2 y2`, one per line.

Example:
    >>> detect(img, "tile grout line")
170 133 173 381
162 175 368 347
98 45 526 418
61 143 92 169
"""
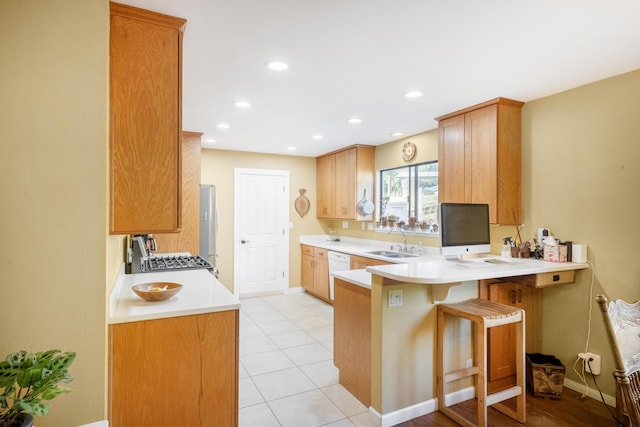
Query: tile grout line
241 293 363 427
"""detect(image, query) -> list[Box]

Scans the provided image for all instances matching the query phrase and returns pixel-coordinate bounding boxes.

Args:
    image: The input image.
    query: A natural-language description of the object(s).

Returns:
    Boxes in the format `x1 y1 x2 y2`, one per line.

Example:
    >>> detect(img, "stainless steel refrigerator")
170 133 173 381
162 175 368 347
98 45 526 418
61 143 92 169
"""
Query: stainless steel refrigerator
199 184 218 276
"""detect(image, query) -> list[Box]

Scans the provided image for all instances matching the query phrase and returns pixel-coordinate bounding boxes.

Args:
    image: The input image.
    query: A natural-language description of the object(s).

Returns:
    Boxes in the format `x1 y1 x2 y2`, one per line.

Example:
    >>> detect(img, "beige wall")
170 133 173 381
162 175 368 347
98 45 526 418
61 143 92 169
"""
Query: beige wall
0 1 112 426
520 69 640 395
200 149 325 292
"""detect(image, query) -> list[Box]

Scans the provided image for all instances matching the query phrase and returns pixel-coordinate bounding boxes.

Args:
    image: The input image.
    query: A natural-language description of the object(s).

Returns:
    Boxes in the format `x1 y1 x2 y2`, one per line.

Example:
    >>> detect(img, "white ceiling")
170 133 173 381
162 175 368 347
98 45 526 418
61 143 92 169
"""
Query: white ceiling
117 0 640 157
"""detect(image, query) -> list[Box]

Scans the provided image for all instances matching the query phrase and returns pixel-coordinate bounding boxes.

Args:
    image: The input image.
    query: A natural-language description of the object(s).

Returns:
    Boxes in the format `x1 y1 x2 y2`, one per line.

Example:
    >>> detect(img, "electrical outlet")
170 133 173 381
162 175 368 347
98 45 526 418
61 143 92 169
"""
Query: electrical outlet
342 221 349 229
579 352 601 375
466 358 473 369
388 290 403 307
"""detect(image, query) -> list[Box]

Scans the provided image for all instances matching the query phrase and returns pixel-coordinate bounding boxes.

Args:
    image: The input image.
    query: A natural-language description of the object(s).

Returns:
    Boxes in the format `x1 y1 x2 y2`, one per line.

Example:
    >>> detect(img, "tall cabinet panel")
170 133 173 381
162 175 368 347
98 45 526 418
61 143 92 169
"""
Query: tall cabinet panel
153 131 202 255
437 98 524 225
316 145 375 220
109 2 186 234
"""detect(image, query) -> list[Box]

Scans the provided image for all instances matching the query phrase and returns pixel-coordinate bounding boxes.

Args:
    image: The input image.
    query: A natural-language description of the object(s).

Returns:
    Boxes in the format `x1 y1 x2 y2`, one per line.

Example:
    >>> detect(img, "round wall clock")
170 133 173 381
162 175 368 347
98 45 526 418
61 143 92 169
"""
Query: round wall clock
402 141 417 162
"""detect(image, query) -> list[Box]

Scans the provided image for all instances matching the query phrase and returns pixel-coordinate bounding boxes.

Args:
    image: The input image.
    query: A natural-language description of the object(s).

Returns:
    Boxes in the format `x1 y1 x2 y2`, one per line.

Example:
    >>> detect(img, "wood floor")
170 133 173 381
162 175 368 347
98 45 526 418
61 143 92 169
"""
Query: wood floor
395 387 622 427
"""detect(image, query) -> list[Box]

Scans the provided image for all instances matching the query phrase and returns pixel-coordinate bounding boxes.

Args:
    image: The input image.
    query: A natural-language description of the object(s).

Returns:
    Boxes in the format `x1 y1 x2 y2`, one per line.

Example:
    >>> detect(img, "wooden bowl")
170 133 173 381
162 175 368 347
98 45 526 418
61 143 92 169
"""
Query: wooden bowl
132 282 183 302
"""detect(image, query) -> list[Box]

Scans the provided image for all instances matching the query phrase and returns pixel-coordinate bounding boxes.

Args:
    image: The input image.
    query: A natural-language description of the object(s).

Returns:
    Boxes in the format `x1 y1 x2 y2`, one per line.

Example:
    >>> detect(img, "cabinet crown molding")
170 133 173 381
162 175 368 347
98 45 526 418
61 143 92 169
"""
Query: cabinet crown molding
435 97 524 122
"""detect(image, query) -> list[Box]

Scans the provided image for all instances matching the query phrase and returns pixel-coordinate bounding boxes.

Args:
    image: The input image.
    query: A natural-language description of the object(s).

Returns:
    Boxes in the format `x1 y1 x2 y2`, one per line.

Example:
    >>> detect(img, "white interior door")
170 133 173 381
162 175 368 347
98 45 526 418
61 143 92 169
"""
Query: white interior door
234 168 289 298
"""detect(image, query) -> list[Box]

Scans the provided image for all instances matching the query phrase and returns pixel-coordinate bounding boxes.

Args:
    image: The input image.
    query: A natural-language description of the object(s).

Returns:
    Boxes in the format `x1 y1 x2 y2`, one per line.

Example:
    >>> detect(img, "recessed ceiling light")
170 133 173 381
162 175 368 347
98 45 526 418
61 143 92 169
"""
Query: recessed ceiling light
204 138 216 143
347 117 362 124
287 146 296 151
390 132 404 137
312 134 323 140
265 61 289 71
234 100 251 108
404 91 424 99
216 123 230 130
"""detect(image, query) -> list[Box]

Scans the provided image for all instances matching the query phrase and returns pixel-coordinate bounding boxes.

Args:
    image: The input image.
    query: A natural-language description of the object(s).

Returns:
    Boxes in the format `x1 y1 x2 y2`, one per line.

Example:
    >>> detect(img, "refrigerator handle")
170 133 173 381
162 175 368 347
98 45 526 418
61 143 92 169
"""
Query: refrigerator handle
215 206 219 236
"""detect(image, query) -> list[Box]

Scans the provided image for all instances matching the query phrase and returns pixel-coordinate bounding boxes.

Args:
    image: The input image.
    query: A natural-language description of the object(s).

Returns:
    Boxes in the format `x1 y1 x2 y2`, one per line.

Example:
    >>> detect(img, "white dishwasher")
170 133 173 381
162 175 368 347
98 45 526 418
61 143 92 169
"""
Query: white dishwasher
327 251 351 301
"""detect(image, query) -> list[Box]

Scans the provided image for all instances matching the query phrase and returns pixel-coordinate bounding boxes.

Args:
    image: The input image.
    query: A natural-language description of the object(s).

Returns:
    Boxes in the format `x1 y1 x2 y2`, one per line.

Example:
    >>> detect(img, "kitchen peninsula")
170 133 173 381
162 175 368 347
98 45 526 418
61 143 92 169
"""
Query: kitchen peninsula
108 268 240 427
332 256 589 426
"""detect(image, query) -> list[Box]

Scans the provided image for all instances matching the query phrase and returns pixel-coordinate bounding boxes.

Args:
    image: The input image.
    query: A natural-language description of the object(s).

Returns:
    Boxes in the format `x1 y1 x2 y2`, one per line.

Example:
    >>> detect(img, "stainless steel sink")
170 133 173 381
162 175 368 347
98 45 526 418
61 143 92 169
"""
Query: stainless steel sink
366 250 418 259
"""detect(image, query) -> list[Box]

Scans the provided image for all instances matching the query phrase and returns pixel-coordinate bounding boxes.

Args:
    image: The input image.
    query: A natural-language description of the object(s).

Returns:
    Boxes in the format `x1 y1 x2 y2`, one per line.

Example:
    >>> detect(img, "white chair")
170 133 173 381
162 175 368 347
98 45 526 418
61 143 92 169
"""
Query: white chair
597 295 640 427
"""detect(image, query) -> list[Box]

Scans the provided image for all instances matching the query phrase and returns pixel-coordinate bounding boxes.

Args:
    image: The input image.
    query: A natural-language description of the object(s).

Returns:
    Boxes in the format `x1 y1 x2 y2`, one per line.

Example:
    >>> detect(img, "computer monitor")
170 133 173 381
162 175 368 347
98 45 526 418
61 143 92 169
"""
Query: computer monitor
439 202 491 260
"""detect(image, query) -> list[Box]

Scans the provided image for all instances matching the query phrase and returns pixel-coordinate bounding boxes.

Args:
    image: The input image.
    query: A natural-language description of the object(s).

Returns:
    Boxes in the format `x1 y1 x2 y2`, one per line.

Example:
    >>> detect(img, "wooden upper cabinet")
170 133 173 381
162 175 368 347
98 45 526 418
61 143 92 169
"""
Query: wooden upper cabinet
438 114 466 203
334 148 357 218
316 154 336 218
109 2 186 234
316 145 375 220
437 98 524 225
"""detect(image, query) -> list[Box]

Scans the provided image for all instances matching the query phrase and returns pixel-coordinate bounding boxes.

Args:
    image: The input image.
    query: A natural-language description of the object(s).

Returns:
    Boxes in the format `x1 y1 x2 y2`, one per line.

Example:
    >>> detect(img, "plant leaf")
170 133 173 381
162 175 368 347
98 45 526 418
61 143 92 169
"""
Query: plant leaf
41 384 71 400
48 352 76 372
18 399 50 416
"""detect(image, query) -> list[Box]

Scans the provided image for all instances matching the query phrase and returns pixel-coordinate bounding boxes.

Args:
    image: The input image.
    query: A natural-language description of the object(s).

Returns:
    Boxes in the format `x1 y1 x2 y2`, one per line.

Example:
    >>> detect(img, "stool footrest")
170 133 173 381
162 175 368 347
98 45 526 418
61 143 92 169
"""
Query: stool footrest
486 385 522 406
444 366 479 383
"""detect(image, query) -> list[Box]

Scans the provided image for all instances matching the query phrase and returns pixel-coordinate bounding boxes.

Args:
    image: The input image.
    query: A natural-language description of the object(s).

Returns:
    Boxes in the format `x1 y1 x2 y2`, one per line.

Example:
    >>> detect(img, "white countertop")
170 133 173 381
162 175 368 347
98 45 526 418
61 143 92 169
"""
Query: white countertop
332 256 589 289
109 266 240 324
366 256 589 284
300 234 439 263
303 234 589 289
333 269 373 289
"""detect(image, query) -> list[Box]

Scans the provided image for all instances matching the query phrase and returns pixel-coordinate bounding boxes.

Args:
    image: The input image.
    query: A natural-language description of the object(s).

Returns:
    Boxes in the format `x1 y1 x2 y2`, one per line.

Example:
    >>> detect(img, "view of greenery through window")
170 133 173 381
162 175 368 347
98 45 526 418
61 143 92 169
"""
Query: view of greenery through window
379 161 438 232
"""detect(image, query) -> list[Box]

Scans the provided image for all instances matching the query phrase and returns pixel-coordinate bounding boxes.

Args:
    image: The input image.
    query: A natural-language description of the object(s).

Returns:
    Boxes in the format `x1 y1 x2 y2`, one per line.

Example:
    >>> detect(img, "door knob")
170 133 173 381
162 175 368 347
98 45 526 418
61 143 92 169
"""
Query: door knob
241 239 250 244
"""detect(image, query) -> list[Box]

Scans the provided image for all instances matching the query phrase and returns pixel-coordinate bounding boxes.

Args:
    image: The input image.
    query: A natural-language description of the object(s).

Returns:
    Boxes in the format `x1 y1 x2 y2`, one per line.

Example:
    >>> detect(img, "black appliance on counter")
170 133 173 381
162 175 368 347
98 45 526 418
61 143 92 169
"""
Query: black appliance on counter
125 234 214 274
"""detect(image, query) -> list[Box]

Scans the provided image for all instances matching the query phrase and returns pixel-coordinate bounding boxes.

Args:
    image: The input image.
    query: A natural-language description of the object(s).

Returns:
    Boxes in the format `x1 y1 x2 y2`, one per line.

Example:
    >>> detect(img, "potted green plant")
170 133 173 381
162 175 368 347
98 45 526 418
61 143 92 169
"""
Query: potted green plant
0 350 76 427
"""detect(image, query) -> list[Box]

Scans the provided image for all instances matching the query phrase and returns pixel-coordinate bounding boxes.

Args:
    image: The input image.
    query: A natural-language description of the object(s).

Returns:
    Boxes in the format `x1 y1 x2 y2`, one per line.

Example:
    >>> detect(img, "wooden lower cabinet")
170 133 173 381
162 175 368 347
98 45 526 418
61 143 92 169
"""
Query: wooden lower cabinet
300 244 330 301
479 276 541 394
349 255 392 269
109 310 239 427
334 278 371 406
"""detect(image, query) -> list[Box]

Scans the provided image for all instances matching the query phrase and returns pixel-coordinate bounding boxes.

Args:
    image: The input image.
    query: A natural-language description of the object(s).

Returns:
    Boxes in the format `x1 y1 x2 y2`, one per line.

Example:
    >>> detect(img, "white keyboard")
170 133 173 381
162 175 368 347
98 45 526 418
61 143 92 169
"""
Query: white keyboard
454 259 495 268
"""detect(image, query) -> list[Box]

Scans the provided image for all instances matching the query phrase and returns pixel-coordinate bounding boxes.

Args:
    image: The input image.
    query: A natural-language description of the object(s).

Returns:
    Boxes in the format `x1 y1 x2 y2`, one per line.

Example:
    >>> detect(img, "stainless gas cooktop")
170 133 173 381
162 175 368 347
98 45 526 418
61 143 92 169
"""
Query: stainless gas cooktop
147 255 213 273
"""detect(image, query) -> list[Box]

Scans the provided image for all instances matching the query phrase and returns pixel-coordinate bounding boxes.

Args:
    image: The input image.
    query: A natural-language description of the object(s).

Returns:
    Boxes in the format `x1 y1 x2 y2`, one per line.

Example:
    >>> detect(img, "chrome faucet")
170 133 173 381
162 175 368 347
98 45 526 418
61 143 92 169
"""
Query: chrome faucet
388 227 408 253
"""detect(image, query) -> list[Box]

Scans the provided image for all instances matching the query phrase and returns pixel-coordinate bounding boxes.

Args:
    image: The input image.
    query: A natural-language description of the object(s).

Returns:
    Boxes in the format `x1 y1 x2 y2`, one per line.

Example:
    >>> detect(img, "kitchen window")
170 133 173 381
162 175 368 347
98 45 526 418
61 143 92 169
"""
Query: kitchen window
378 161 438 233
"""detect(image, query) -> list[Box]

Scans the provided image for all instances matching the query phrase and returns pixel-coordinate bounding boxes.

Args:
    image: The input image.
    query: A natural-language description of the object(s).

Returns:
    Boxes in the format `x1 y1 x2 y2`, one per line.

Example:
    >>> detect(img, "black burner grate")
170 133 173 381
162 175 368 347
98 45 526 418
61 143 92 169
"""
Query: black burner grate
147 255 213 272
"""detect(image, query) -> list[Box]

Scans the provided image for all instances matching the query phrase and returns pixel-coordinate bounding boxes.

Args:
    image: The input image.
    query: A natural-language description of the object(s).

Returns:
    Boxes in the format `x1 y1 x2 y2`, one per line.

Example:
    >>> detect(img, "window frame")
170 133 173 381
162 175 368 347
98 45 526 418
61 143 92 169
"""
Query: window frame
376 160 439 235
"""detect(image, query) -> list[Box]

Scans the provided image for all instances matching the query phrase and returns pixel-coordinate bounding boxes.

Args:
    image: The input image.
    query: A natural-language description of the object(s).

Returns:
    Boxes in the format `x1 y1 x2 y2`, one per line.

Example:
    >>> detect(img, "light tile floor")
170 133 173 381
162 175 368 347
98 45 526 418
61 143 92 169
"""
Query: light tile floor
239 291 380 427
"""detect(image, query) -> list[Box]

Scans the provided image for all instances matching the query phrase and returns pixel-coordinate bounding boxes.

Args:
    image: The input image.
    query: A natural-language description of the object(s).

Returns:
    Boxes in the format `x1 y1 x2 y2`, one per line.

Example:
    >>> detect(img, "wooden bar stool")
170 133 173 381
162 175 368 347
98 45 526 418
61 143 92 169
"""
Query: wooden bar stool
437 298 526 427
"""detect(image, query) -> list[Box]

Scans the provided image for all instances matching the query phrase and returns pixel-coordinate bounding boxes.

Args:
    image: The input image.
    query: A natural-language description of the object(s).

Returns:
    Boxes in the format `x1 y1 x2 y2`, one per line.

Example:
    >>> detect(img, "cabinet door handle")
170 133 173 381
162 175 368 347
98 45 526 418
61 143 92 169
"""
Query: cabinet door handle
517 289 522 303
511 290 516 304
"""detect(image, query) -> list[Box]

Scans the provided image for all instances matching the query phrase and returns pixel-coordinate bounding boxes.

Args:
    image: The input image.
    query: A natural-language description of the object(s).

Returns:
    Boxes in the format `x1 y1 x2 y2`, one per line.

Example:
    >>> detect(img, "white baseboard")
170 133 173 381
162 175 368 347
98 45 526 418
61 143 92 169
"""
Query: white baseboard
375 387 474 427
284 286 305 294
563 377 616 407
372 380 614 427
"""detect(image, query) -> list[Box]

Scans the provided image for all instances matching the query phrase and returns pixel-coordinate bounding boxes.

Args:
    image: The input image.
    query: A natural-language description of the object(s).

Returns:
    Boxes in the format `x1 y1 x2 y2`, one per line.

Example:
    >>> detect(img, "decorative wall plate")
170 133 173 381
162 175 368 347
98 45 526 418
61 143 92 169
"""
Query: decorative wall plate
294 188 310 217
